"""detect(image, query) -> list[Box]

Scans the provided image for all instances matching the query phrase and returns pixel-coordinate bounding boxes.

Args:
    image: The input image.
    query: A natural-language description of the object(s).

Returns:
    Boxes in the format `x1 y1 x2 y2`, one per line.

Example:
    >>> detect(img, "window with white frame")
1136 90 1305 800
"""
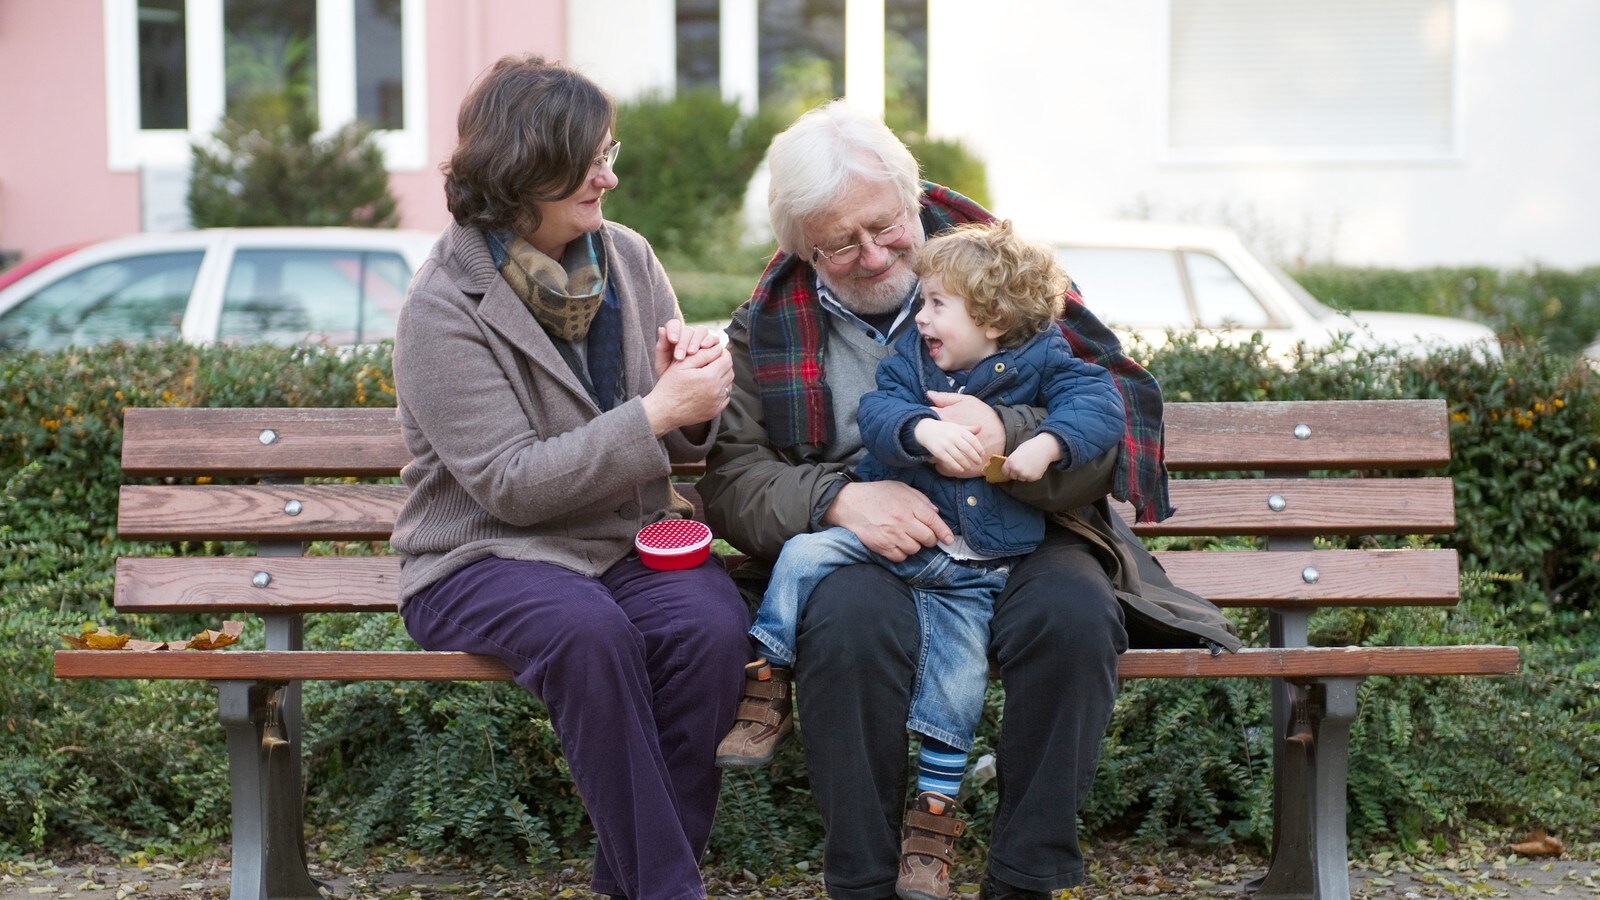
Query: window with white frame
104 0 427 173
1167 0 1456 160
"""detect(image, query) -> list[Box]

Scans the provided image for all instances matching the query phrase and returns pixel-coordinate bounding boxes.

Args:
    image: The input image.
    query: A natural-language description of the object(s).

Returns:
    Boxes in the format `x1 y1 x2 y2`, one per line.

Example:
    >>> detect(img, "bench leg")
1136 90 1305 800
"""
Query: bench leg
1254 677 1361 900
217 680 323 900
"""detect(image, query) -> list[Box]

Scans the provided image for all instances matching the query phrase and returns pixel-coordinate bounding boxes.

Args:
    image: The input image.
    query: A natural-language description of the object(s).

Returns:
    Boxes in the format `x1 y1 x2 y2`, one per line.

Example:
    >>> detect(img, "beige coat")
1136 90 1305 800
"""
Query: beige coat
391 221 713 605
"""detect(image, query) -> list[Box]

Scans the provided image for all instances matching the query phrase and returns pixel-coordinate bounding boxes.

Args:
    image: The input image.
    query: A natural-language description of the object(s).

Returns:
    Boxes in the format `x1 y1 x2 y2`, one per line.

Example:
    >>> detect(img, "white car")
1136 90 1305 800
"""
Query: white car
1044 221 1501 361
0 227 439 352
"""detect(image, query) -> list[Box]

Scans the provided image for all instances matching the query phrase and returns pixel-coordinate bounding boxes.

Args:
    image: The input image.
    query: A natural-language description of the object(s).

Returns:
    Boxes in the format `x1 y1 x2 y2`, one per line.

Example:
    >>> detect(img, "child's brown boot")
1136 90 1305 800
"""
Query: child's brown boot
714 659 793 768
896 790 965 900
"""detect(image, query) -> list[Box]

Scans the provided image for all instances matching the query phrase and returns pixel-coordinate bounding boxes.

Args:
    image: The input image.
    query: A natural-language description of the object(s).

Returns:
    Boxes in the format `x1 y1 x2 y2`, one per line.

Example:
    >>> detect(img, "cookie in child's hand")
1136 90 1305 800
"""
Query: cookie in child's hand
982 454 1011 483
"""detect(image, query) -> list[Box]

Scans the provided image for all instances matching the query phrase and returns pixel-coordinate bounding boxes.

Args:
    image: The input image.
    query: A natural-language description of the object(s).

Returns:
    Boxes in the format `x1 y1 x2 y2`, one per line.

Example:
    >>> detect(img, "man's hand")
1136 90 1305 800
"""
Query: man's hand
926 391 1005 477
914 417 986 474
822 481 953 562
1002 433 1063 482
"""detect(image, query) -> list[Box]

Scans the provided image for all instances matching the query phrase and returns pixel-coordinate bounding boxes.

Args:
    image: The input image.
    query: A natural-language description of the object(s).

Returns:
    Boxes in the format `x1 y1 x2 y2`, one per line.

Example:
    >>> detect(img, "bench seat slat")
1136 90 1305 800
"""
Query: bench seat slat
112 549 1459 612
54 645 1520 682
119 401 1451 478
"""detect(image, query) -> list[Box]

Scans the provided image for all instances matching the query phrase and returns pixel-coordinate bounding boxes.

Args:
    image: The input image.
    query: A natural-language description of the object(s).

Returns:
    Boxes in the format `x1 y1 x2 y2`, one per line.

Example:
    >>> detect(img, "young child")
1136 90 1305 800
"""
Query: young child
716 221 1127 900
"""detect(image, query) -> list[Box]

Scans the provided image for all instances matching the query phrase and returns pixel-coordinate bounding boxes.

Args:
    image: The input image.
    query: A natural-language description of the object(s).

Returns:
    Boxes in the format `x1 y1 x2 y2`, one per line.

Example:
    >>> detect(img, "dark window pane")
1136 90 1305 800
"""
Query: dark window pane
138 0 188 129
0 252 202 351
885 0 926 131
759 0 845 109
356 0 405 129
676 0 720 93
224 0 317 124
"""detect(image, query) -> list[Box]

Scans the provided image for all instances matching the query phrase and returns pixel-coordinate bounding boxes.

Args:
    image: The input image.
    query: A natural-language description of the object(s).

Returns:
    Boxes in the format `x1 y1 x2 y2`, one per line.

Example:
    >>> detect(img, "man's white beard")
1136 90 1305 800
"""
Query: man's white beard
817 254 918 316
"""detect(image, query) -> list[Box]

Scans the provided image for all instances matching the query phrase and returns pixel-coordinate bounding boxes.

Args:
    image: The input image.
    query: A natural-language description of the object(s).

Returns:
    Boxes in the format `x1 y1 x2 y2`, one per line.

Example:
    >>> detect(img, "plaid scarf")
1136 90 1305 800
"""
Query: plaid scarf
746 182 1175 522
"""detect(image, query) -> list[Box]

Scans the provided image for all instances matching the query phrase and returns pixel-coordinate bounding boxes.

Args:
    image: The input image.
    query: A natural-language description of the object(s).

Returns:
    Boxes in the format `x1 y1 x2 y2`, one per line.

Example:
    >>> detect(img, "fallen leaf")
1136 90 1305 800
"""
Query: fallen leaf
1510 830 1565 858
59 626 130 651
186 620 244 651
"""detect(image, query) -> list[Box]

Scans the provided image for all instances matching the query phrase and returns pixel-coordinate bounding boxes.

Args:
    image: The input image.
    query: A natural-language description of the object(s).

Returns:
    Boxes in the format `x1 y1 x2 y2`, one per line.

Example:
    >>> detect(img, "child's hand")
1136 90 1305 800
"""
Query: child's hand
1002 434 1063 482
914 417 987 473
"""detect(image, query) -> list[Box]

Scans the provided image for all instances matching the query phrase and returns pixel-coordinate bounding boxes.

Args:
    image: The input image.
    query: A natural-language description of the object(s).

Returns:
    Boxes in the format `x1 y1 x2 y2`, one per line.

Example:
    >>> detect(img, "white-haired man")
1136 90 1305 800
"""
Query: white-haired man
701 100 1238 900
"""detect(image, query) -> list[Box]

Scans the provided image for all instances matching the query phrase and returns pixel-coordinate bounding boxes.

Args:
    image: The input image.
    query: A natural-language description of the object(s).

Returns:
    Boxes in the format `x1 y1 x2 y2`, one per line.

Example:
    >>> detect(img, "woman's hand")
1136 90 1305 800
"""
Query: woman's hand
654 320 725 378
642 341 733 436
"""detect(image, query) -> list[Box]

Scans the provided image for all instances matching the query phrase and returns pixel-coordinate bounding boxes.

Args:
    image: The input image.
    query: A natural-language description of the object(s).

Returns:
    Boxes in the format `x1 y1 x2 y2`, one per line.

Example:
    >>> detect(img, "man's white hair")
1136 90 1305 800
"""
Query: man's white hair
766 100 923 257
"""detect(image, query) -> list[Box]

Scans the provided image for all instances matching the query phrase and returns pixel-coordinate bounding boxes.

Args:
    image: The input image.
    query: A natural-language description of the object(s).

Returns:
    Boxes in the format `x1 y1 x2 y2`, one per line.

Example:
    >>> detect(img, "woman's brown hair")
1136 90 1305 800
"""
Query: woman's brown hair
442 54 616 236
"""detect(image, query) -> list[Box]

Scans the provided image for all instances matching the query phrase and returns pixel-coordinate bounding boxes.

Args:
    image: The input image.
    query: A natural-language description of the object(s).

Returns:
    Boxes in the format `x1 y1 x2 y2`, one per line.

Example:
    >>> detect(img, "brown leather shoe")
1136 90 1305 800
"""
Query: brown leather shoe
714 659 793 768
896 791 965 900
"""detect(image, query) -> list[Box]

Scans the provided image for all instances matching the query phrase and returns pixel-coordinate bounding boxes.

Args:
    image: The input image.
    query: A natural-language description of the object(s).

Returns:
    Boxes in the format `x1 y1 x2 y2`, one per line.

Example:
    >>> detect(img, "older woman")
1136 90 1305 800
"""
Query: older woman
391 55 749 900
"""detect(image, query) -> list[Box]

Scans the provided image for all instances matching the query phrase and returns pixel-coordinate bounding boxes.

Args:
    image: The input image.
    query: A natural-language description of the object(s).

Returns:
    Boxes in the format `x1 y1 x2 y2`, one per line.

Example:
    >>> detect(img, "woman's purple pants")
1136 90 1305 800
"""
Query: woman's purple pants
401 554 750 900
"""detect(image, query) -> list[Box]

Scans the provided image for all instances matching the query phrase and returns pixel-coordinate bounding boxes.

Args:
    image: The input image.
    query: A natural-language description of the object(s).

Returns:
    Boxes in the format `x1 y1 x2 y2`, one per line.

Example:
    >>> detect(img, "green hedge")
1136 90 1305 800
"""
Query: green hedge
1292 264 1600 356
2 338 1596 866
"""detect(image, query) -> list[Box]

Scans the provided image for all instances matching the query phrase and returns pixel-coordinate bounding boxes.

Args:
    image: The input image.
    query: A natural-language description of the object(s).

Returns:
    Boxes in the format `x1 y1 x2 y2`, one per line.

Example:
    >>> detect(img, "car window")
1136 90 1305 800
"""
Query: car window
1184 252 1272 329
218 249 412 346
0 251 202 352
1052 246 1191 328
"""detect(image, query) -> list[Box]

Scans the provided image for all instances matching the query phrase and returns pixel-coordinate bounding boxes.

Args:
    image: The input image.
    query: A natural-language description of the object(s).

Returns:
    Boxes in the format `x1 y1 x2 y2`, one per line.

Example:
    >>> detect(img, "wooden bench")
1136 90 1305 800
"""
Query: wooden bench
55 401 1520 900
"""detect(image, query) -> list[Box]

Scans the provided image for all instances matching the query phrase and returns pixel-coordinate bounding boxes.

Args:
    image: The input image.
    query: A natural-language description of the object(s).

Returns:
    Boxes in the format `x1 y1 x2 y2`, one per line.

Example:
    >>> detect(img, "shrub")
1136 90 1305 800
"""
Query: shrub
188 105 399 229
604 90 783 266
1292 264 1600 356
2 337 1596 863
904 133 990 209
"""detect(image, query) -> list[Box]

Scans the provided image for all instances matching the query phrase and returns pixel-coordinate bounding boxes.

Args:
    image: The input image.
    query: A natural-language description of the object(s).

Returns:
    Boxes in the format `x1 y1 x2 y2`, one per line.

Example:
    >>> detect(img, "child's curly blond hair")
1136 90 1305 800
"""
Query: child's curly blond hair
912 220 1067 348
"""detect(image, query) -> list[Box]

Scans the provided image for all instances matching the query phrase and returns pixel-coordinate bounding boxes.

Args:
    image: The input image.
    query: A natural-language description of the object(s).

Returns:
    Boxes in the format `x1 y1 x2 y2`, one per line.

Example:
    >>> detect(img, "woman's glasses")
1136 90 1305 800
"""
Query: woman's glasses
591 140 621 172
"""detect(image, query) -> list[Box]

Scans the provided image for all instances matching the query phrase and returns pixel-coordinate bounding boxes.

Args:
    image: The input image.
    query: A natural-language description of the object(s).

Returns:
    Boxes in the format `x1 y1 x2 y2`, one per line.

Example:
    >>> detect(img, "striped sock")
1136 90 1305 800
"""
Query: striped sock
917 735 967 797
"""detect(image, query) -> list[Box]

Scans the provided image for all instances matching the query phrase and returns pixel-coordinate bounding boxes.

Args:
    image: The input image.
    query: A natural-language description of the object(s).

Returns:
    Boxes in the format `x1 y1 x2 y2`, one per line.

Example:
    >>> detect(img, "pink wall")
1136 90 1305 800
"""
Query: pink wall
388 0 569 238
0 1 142 261
0 0 568 263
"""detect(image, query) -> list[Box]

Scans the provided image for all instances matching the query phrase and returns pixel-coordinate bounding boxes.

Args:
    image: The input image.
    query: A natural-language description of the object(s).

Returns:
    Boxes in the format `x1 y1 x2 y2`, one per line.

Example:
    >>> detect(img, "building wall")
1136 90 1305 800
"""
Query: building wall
3 1 1594 270
0 0 569 259
931 0 1600 269
0 1 142 259
389 0 568 237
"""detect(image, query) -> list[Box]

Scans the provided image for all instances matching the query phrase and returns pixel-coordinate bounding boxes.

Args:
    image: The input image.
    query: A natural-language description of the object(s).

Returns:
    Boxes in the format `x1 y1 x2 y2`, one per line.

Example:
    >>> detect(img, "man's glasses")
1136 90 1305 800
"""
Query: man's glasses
811 209 908 266
591 140 621 172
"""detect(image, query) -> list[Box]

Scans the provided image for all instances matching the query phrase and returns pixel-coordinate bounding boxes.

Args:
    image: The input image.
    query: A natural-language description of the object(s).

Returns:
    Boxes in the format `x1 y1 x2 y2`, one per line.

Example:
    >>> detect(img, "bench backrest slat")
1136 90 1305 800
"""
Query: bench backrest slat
108 399 1459 619
112 548 1458 613
116 476 1456 542
117 484 407 541
120 400 1451 477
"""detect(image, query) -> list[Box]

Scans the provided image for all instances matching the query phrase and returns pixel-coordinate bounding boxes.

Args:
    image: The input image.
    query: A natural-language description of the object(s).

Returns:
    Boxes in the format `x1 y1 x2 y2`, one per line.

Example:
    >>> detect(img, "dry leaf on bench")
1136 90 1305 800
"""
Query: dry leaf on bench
1509 829 1565 857
59 620 243 652
59 626 130 651
184 620 244 651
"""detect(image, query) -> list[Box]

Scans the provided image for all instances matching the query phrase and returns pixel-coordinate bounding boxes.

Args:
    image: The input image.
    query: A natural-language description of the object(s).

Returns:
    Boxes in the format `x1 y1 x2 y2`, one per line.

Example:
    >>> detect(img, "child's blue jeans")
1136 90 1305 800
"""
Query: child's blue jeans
750 526 1014 751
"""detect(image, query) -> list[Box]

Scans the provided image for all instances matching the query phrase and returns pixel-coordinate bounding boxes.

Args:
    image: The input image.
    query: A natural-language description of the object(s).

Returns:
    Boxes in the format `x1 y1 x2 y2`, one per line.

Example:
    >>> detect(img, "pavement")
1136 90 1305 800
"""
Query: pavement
1 850 1596 898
